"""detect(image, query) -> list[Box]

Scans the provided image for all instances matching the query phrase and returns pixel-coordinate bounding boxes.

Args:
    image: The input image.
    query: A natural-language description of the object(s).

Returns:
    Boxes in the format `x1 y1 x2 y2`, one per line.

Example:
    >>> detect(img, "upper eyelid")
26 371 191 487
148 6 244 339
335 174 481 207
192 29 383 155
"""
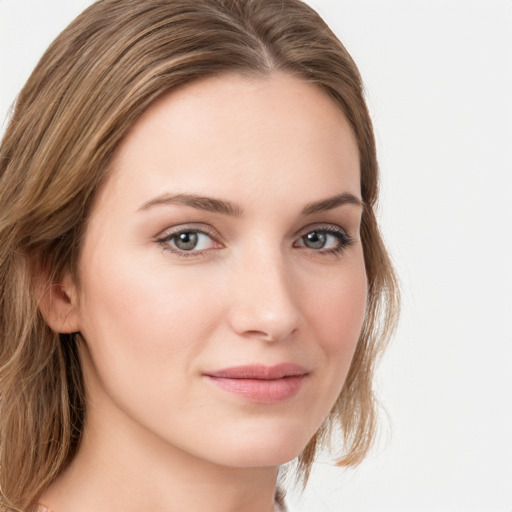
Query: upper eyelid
293 222 350 238
156 223 220 240
156 226 222 257
294 226 353 245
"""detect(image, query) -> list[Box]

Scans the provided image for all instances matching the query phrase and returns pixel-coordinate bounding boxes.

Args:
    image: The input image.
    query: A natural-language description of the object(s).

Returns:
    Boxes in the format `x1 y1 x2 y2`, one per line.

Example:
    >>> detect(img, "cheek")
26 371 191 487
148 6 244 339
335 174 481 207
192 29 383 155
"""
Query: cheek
76 248 221 384
302 250 367 397
308 257 367 353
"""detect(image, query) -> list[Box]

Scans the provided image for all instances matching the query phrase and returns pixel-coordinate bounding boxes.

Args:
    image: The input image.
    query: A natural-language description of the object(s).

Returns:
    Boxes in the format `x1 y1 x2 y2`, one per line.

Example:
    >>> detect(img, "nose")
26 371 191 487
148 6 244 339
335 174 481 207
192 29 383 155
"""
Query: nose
227 248 301 342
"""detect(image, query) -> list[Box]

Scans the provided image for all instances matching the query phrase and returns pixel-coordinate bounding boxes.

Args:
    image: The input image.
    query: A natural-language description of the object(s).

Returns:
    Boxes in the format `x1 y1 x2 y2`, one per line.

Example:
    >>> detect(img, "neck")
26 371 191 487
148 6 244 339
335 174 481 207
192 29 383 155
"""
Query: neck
39 371 280 512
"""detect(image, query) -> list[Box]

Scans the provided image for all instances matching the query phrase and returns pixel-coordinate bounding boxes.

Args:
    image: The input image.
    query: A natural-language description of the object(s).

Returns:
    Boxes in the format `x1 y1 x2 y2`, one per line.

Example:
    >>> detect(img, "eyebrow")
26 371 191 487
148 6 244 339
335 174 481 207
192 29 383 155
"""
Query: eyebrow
137 192 363 216
138 193 244 216
300 192 364 215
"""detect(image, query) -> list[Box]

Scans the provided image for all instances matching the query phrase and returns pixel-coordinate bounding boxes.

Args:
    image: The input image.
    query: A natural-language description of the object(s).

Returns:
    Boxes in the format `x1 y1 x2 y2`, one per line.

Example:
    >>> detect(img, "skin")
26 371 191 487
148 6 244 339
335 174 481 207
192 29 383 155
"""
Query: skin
40 72 367 512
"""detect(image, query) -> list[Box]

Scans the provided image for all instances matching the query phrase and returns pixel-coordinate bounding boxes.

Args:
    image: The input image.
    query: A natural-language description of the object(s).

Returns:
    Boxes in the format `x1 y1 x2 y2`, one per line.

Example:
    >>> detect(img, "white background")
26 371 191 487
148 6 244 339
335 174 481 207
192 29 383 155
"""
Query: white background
1 1 511 511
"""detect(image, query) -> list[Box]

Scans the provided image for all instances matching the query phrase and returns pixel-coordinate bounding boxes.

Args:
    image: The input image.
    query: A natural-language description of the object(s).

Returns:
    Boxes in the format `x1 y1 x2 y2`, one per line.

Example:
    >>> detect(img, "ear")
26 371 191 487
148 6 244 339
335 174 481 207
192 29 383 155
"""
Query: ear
36 272 81 334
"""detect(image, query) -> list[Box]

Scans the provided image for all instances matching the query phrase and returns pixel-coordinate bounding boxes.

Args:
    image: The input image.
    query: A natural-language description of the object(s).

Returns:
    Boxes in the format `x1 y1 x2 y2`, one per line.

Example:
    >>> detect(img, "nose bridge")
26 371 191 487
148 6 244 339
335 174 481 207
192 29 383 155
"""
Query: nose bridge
228 242 301 341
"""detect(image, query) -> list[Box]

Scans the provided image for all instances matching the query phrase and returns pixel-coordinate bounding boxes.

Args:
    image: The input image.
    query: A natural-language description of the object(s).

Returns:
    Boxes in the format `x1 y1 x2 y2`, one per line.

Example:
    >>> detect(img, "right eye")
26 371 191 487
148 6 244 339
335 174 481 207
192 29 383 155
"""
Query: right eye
157 228 221 256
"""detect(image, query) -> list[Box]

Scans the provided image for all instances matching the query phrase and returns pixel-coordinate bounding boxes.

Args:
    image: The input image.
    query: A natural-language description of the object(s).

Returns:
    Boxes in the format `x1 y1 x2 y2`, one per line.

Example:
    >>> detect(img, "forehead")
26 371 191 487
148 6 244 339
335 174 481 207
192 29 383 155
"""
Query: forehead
101 71 361 213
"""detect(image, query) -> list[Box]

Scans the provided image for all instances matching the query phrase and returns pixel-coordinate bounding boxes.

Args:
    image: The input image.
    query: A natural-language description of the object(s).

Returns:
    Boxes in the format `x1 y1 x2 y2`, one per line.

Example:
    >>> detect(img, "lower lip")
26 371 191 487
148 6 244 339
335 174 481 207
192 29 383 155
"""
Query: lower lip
204 375 307 403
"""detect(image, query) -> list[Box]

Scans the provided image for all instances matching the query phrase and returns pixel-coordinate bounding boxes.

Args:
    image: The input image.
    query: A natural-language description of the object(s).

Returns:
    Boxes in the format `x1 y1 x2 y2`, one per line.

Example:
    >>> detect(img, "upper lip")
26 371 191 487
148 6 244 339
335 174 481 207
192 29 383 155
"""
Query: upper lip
205 363 309 380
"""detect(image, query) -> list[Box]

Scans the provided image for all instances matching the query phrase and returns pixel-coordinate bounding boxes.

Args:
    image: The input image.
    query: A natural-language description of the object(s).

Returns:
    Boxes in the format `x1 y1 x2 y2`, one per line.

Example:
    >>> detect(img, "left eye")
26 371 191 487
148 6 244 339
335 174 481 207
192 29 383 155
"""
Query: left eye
162 230 217 252
295 229 349 251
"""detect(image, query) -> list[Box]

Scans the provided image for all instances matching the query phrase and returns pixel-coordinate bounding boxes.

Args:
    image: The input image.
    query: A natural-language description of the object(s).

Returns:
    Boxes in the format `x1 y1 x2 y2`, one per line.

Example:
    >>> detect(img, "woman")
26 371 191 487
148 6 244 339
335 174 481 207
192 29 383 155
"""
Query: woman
0 1 399 511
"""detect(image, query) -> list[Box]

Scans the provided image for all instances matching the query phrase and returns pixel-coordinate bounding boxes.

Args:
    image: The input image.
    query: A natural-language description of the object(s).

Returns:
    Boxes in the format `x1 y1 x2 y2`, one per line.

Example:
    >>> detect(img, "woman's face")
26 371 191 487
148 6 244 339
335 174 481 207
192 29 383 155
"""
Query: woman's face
72 72 367 468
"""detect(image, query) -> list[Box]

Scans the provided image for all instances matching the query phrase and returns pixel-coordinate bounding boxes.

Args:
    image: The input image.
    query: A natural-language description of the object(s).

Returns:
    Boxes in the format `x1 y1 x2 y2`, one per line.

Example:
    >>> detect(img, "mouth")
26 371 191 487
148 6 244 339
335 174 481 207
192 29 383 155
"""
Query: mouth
203 363 309 404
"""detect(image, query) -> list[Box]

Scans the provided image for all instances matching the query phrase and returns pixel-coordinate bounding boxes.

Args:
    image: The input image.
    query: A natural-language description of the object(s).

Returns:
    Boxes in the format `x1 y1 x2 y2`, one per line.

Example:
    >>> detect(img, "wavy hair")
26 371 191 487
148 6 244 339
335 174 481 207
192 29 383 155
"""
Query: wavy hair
0 0 399 509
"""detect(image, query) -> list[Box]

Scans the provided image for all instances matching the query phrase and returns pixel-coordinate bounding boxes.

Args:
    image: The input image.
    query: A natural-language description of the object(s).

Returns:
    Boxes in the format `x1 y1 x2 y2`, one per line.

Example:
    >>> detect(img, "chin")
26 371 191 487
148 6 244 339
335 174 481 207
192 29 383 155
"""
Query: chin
195 418 318 468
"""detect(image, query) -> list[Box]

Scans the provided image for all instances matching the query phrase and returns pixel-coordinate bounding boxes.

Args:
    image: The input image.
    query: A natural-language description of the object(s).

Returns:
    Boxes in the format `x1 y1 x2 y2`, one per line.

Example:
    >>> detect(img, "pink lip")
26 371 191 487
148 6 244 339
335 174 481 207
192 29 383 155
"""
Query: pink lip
204 364 309 404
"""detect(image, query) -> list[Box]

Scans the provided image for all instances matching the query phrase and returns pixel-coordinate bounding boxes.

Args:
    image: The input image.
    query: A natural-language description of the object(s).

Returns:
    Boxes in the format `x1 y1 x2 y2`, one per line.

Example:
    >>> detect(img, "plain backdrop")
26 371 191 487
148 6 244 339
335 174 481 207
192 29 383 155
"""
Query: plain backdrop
1 1 511 511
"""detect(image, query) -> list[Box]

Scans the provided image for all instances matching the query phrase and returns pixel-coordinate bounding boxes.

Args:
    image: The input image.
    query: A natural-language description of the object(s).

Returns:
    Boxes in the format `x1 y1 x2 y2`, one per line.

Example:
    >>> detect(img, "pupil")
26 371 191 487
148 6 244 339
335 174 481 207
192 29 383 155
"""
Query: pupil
305 231 326 249
175 232 198 250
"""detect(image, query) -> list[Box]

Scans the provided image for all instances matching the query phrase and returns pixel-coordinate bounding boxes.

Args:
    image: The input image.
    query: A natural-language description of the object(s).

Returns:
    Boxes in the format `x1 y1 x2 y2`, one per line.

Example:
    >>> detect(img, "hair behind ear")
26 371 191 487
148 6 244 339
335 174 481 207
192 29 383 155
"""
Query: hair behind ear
0 252 85 510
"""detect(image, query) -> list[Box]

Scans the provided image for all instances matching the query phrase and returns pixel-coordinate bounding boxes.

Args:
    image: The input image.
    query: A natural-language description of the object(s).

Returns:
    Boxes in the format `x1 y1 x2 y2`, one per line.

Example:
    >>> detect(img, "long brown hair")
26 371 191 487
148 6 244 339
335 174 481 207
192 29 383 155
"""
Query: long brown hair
0 0 399 509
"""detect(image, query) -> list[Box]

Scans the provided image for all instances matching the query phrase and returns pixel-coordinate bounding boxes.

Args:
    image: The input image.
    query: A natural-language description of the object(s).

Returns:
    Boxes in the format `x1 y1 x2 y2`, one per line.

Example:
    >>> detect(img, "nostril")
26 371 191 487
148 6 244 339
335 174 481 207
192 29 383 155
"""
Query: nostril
240 326 298 343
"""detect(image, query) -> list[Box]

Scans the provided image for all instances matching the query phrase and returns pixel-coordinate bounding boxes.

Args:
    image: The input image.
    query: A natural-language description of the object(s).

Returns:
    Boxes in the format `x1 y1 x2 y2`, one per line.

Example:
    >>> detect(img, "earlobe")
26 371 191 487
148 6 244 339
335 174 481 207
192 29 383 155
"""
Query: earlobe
36 273 80 334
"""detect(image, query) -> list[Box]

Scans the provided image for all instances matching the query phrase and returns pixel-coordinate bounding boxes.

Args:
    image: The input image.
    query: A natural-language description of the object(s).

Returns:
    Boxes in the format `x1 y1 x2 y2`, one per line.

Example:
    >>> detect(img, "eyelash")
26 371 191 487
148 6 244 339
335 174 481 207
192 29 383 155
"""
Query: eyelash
155 224 355 259
155 225 220 259
294 225 355 256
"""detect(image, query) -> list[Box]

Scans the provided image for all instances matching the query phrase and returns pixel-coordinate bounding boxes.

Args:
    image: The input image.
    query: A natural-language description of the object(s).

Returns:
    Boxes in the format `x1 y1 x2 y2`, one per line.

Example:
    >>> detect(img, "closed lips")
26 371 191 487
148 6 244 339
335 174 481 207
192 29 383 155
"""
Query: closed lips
203 364 309 403
204 363 309 380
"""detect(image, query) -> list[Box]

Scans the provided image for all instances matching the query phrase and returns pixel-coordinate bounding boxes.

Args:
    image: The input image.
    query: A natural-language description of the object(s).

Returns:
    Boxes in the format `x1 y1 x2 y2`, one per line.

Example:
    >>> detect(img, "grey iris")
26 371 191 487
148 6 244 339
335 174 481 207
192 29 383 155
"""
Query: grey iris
304 231 326 249
175 232 198 250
